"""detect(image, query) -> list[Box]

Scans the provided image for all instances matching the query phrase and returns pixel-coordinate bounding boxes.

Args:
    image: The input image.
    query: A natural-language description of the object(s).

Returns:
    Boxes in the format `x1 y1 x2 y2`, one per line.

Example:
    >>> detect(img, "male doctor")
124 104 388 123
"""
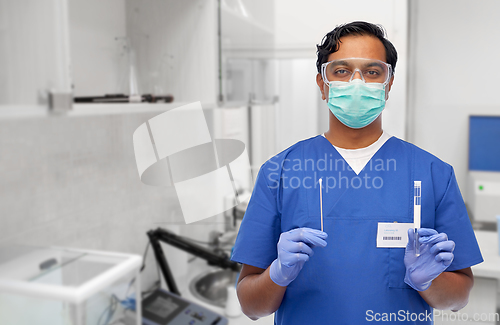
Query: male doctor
231 21 483 324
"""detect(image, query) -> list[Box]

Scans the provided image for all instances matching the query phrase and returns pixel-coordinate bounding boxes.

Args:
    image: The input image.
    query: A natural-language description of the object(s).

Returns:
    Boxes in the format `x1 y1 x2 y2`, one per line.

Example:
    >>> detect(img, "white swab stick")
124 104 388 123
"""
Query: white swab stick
319 178 323 232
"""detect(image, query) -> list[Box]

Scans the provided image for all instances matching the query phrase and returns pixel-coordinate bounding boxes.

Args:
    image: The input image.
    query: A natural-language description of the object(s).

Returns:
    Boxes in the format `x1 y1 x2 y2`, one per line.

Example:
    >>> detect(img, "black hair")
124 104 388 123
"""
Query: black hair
316 21 397 75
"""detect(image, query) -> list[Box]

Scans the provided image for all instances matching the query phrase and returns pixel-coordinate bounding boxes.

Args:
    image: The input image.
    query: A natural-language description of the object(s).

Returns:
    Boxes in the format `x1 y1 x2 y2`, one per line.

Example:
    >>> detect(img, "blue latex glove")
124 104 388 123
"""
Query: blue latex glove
404 228 455 291
269 227 327 287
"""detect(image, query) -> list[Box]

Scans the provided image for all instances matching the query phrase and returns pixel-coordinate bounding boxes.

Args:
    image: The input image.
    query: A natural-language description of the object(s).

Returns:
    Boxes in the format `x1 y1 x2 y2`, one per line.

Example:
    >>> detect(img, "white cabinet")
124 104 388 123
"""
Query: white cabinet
219 0 277 106
0 0 219 111
220 0 274 57
0 0 278 112
0 0 71 107
70 0 218 104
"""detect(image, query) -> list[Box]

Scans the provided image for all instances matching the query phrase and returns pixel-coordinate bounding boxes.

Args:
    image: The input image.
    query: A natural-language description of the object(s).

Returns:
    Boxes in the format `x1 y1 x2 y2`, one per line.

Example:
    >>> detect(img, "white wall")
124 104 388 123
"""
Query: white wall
276 59 320 151
0 107 226 293
408 0 500 195
274 0 408 140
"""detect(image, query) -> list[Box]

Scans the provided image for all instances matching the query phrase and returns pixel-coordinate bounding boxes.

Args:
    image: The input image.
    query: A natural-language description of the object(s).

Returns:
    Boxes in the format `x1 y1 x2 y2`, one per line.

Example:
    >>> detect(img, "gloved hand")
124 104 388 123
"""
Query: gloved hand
269 227 327 287
404 228 455 291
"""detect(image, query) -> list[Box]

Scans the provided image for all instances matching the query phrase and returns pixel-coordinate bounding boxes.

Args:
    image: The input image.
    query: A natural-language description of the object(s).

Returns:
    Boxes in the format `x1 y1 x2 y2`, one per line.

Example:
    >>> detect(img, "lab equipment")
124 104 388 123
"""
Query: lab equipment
269 228 327 287
497 215 500 255
319 178 324 232
414 181 422 256
0 246 142 325
231 135 482 324
144 228 233 324
189 268 239 309
139 288 227 325
404 228 455 291
469 116 500 172
467 116 500 224
74 93 173 103
326 79 386 129
147 228 240 296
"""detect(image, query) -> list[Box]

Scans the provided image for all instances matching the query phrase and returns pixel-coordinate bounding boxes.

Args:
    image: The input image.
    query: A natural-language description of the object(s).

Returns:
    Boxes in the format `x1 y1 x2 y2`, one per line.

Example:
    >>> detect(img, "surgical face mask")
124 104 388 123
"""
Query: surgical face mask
326 79 386 129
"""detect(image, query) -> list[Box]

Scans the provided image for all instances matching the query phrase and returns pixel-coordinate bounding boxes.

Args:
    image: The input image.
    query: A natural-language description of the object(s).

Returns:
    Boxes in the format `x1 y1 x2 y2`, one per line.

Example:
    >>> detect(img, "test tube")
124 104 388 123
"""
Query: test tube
414 181 421 257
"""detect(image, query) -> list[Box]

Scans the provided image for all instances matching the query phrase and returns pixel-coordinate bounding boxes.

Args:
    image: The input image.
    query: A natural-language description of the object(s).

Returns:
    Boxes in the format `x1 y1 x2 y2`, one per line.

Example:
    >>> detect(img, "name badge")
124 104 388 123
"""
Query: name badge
376 222 412 248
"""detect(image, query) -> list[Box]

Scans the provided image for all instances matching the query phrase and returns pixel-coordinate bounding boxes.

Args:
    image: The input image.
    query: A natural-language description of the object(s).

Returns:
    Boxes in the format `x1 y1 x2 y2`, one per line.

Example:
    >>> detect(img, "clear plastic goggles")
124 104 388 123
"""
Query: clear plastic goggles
321 58 393 85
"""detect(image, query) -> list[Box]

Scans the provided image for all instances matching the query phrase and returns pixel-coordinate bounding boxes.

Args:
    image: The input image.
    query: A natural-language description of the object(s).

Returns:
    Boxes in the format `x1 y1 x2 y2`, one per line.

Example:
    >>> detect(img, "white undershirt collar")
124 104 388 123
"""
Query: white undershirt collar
321 131 392 175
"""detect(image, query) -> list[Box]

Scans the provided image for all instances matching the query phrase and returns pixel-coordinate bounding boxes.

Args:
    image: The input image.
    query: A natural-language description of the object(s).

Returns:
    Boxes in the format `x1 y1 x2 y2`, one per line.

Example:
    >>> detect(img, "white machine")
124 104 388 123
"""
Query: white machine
467 171 500 223
0 246 142 325
467 116 500 224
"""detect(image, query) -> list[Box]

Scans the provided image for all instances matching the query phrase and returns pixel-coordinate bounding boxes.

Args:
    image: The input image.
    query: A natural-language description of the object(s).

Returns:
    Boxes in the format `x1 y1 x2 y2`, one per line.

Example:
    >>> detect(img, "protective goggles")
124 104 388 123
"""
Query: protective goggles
321 58 393 85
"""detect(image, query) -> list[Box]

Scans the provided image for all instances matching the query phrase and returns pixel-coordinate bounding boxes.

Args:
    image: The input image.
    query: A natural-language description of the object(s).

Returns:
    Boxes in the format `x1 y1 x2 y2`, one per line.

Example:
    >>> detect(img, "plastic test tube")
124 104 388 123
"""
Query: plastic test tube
414 181 421 256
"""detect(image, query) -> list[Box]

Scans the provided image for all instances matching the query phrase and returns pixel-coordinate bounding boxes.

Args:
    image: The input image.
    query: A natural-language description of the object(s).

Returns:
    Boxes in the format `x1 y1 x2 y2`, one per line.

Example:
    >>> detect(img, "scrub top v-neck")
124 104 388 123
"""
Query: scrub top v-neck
231 134 483 325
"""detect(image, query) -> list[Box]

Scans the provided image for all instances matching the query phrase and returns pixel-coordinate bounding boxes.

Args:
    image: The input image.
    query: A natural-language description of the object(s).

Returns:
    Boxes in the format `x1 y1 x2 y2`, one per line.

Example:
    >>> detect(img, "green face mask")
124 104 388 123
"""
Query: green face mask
327 79 386 129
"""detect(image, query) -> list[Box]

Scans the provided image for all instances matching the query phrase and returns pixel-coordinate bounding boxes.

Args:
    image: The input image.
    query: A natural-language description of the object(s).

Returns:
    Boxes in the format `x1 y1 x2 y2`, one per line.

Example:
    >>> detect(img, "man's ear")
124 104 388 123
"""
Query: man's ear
316 73 326 100
385 75 395 100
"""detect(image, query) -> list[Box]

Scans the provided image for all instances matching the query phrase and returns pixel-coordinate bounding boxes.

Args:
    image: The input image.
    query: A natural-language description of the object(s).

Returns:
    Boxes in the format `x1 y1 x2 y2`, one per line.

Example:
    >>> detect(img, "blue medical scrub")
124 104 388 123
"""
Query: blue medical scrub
231 135 483 325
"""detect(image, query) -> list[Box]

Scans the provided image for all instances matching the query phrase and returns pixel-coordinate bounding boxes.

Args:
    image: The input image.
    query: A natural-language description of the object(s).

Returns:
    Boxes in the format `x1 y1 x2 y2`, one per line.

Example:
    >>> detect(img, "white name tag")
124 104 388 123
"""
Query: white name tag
376 222 413 248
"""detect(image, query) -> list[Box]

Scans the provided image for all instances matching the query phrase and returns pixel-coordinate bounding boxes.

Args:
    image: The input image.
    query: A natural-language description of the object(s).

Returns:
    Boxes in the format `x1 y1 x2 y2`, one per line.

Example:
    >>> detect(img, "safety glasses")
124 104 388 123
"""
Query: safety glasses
321 58 393 86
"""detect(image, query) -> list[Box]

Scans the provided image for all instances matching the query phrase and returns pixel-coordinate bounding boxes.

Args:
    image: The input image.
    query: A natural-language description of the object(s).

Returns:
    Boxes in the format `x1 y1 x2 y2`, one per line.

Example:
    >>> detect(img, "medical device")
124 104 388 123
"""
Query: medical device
129 228 239 325
147 228 240 295
0 246 142 325
319 178 324 232
140 289 227 325
467 116 500 227
414 181 421 256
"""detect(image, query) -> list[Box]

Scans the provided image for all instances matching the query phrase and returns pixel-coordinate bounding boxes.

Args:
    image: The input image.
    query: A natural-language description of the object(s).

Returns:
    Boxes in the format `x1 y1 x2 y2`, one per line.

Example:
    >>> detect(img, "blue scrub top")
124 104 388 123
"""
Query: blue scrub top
231 135 483 325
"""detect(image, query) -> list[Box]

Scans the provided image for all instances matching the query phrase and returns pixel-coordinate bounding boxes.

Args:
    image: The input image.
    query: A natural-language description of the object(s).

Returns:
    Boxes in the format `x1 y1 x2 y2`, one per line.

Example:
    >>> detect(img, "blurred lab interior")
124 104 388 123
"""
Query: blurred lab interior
1 0 500 324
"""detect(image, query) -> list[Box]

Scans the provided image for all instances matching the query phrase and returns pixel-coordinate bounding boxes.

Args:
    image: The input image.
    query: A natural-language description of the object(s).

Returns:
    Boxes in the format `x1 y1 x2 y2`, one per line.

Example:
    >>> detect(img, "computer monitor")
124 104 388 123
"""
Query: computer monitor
469 115 500 172
467 115 500 225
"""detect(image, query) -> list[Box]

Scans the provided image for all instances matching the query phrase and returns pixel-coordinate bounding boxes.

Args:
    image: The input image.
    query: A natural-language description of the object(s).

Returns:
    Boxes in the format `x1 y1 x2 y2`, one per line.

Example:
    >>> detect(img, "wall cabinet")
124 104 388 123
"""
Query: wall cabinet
70 0 218 105
219 0 276 106
0 0 71 107
0 0 278 111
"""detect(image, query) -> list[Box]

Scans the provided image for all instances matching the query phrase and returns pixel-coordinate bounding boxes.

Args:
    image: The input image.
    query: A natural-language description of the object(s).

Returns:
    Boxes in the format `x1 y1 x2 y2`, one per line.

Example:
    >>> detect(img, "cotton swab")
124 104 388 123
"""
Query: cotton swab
319 178 323 232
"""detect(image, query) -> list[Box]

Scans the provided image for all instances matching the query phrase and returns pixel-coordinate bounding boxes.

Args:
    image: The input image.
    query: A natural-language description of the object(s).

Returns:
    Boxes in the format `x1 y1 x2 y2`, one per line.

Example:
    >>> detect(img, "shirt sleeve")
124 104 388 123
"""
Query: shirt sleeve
434 166 483 271
231 163 282 270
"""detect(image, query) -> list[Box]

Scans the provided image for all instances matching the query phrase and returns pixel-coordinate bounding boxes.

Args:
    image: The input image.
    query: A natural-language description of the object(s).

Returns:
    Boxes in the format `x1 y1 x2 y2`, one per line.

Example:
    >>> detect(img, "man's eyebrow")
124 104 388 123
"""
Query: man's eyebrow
329 60 386 69
329 60 351 67
363 61 385 69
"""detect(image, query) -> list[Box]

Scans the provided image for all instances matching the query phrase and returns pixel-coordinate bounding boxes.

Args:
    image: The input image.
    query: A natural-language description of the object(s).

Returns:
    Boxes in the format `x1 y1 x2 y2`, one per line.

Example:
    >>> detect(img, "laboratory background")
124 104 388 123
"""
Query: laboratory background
0 0 500 324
